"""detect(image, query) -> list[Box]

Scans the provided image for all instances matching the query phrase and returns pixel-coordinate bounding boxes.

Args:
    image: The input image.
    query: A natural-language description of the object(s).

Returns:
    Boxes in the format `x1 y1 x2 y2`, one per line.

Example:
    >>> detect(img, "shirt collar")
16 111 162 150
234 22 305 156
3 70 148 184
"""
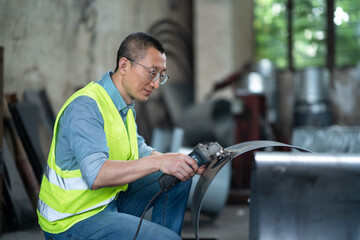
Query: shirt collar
97 71 135 115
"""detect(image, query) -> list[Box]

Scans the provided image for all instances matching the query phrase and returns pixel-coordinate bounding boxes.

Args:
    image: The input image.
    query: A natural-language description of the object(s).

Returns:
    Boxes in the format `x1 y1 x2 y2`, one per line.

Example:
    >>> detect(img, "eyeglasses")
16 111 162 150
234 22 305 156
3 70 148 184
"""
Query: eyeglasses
126 57 169 85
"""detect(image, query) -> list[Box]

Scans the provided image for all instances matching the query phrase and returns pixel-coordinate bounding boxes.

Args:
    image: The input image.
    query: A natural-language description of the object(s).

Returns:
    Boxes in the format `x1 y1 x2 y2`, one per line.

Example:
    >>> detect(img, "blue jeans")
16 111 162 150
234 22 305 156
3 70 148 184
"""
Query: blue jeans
43 171 192 240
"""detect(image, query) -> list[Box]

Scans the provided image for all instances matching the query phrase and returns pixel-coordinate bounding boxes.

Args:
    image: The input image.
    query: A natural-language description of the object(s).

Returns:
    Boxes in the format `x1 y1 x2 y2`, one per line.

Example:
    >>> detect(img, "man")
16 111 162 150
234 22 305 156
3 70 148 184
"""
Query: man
37 32 205 240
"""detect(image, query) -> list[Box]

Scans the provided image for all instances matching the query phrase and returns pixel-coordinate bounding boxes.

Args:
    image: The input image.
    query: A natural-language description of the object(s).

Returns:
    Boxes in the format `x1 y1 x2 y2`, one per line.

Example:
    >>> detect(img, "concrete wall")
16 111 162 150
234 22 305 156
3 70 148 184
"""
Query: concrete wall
2 0 98 111
194 0 254 102
0 0 193 112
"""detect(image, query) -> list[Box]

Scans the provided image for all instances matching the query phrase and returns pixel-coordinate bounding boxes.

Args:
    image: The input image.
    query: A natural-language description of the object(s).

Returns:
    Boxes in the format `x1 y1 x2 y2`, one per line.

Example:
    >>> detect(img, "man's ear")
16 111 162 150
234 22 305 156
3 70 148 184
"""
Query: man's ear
118 57 130 75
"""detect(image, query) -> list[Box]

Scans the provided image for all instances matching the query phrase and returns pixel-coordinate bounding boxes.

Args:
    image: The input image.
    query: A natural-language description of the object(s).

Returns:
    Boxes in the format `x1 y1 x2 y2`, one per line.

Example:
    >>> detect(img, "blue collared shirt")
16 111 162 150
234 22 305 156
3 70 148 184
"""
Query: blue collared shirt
55 71 154 188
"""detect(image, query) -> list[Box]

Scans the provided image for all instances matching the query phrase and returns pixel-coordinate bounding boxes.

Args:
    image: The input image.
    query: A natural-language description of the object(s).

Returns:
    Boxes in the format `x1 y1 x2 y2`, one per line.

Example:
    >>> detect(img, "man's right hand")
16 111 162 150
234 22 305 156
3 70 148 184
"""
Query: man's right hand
157 153 199 182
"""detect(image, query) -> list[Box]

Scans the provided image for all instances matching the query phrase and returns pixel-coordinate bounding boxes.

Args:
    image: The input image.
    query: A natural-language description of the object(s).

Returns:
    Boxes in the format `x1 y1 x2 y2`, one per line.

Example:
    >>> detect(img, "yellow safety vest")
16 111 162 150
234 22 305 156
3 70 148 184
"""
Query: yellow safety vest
37 82 139 233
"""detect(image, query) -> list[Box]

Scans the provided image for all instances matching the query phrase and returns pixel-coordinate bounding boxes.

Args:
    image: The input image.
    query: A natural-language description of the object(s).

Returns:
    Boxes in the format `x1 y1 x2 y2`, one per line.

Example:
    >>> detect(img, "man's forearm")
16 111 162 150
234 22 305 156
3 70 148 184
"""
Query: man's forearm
91 156 160 190
92 152 200 190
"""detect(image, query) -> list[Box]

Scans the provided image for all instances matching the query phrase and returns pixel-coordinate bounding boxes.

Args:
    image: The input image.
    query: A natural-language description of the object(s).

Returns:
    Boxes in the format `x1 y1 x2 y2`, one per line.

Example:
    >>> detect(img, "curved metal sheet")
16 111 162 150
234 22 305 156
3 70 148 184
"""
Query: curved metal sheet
191 140 312 240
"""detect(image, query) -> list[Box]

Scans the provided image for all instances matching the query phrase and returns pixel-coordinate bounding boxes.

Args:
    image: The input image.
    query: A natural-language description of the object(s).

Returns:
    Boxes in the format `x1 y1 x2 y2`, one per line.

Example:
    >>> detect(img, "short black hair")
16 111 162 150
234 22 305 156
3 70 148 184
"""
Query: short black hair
114 32 165 72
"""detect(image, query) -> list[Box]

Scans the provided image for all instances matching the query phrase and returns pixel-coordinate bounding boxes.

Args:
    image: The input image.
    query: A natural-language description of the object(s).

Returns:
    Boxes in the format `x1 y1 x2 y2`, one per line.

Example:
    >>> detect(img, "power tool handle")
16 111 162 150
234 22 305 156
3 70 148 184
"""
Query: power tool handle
158 143 210 191
158 174 181 191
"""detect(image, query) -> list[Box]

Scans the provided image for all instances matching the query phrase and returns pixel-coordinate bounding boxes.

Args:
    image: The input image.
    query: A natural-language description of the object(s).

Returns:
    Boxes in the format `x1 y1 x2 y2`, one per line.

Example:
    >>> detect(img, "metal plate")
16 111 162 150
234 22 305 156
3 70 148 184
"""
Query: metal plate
254 152 360 240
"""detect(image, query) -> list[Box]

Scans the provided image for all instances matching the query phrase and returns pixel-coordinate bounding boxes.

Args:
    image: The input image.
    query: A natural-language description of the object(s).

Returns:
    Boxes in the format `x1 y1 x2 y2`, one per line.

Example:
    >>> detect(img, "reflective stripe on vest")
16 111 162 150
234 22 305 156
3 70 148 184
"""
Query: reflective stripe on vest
37 82 139 233
43 165 88 190
37 193 115 222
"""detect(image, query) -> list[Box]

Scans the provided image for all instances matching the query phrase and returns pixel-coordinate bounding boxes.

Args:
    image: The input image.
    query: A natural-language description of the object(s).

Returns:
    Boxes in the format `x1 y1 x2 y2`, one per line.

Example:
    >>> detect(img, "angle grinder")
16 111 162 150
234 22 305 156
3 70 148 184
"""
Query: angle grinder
158 142 231 191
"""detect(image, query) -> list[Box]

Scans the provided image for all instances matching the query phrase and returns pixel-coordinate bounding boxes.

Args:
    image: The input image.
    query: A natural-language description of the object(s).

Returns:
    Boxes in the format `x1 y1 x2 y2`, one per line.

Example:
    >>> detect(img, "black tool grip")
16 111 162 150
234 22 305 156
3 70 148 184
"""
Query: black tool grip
158 174 181 191
158 149 199 191
157 143 213 191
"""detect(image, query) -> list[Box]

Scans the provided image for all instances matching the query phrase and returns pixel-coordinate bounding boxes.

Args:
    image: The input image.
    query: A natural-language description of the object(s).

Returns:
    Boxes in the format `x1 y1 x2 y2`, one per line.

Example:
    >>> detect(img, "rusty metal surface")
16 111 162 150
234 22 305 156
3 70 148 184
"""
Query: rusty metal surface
191 140 311 240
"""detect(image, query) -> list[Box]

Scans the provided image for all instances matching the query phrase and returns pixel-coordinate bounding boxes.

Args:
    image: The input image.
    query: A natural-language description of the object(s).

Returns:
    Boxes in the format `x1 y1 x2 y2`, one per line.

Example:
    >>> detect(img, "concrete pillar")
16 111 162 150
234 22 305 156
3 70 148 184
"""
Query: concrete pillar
194 0 254 102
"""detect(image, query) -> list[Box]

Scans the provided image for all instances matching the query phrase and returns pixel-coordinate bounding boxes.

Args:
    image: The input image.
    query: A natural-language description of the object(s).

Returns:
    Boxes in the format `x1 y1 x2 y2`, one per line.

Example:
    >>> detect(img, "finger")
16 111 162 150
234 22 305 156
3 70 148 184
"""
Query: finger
179 167 192 179
183 160 199 177
176 171 189 182
196 165 206 175
185 157 199 171
177 166 195 181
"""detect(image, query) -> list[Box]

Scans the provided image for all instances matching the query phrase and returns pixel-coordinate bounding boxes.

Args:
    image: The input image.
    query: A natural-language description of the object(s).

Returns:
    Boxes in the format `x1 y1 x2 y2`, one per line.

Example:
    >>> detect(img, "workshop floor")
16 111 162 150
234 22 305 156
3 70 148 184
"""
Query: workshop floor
0 204 249 240
182 204 249 240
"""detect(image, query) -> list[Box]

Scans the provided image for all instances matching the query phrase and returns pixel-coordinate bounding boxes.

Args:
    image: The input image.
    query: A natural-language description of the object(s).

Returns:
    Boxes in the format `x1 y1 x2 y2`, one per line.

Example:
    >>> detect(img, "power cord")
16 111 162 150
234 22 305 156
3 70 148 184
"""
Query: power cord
133 189 164 240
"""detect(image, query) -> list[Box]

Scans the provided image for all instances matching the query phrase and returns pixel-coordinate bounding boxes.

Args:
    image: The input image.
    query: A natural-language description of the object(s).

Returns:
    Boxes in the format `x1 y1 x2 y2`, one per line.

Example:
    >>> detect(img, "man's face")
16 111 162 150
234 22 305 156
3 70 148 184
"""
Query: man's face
124 47 166 102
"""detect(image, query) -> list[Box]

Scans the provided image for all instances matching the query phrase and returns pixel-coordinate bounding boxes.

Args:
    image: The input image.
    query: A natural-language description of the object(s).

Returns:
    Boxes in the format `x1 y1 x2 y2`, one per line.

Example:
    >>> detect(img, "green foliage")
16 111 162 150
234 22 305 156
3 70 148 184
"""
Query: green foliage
254 0 360 69
335 0 360 66
254 0 288 68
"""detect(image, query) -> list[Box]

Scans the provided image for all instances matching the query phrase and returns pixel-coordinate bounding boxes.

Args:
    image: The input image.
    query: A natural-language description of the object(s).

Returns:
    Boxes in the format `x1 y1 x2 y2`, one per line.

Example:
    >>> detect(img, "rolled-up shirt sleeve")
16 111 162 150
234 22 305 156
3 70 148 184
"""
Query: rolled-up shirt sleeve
79 152 108 187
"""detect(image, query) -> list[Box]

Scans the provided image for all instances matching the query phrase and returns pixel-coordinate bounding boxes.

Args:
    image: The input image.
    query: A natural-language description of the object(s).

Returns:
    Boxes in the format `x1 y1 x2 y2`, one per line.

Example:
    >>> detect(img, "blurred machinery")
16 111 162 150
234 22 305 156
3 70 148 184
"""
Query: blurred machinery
161 82 235 149
254 59 278 124
292 126 360 153
232 60 277 192
294 67 333 127
212 59 278 195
